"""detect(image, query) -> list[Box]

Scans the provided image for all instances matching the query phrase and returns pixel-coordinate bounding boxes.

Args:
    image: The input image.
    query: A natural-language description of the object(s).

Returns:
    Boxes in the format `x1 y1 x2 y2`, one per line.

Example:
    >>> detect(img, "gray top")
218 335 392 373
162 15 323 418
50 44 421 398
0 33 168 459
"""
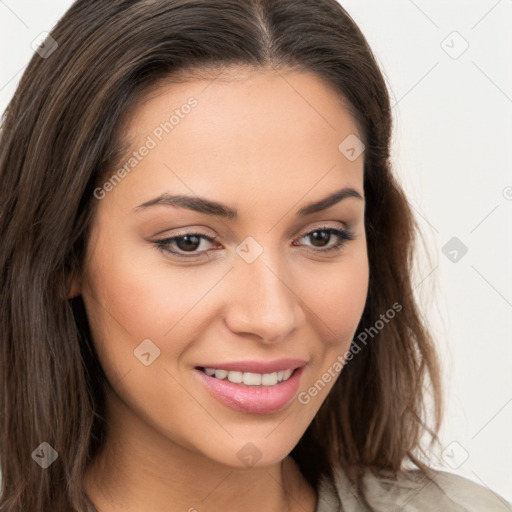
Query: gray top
85 468 511 511
314 467 511 512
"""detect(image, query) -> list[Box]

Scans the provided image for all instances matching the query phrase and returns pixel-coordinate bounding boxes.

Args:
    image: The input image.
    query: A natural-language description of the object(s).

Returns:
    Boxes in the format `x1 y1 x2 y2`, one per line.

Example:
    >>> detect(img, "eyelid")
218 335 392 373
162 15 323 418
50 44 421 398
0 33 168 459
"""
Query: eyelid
295 220 349 237
153 222 354 259
156 221 349 241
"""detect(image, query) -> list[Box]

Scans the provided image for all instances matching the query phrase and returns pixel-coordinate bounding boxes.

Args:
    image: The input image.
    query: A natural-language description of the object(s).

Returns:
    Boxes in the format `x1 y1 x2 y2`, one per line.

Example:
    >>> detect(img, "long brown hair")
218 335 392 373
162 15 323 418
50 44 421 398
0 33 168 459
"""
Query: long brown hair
0 1 442 510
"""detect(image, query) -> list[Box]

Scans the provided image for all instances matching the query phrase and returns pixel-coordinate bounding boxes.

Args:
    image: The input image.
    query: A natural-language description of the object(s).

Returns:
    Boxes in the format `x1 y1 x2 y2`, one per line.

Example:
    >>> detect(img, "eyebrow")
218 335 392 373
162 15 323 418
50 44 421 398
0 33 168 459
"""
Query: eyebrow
132 187 363 218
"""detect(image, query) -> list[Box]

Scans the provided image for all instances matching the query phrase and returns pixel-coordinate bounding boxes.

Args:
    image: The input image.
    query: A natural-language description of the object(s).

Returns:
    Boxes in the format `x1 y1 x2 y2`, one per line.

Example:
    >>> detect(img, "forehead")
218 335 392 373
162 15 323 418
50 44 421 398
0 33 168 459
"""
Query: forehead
104 68 364 212
120 67 362 153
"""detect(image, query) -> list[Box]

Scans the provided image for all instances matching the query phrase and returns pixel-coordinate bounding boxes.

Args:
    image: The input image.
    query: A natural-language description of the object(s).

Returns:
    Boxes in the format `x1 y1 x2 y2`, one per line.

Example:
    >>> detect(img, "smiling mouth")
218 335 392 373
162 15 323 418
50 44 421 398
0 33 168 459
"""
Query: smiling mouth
196 366 296 386
194 364 305 414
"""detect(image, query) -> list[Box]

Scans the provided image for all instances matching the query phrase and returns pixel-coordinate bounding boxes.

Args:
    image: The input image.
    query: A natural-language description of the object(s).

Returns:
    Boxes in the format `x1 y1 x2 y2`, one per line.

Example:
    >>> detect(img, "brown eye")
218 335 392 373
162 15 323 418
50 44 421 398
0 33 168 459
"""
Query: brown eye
174 235 202 252
154 226 355 260
296 226 355 253
154 232 217 257
308 230 332 247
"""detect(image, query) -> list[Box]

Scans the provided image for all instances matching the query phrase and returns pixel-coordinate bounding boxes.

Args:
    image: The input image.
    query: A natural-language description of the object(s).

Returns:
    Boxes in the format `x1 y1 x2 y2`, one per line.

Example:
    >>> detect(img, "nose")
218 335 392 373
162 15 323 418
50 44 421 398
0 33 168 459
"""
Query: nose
222 252 305 344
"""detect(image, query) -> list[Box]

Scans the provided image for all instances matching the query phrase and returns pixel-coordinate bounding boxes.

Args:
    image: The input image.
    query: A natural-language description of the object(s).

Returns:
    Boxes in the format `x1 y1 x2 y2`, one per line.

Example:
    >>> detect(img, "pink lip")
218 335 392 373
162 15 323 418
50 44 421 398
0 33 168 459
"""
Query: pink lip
194 358 307 374
194 364 306 414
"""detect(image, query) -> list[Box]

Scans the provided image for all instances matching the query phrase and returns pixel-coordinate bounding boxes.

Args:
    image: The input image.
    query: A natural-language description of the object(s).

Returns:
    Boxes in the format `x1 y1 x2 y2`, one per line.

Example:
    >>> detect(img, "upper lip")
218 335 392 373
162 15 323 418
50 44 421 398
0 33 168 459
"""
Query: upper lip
195 358 307 374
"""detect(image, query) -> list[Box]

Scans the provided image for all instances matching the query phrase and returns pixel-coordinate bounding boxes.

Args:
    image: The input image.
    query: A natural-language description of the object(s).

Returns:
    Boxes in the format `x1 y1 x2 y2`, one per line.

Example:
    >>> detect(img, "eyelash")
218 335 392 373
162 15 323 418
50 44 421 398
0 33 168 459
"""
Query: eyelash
153 225 355 259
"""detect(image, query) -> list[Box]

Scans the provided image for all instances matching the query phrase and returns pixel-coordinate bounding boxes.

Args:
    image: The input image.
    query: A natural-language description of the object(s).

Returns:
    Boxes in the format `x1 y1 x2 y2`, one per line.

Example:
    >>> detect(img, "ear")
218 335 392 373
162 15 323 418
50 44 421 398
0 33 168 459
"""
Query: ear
67 273 82 299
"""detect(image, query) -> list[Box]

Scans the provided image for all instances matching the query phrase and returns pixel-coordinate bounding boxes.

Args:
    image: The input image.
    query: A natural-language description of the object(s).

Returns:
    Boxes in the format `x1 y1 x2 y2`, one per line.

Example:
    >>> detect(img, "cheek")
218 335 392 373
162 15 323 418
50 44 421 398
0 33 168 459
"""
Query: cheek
302 244 369 348
293 247 368 410
83 231 216 341
81 237 219 441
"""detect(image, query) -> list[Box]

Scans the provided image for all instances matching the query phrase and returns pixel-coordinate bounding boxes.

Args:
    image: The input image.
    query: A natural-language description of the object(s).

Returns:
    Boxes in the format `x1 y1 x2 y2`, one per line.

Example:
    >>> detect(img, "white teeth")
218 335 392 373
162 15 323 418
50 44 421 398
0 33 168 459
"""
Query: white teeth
242 372 261 385
227 371 243 384
261 372 278 385
214 369 227 379
202 367 295 386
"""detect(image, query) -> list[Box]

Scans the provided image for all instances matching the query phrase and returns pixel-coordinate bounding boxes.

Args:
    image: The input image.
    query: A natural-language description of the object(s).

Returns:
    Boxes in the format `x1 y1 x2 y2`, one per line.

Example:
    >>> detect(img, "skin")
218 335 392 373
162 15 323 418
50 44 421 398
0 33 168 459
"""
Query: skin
73 66 369 512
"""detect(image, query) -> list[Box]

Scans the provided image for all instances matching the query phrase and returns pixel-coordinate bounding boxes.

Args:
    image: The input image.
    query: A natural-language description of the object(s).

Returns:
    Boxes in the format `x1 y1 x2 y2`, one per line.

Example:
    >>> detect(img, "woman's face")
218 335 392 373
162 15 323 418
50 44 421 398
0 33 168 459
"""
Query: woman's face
78 67 369 468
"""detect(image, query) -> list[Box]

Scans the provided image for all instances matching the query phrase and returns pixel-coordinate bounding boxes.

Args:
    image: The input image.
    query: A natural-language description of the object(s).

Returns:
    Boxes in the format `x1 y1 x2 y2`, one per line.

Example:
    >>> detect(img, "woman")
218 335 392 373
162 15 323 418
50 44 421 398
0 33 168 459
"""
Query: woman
0 1 509 511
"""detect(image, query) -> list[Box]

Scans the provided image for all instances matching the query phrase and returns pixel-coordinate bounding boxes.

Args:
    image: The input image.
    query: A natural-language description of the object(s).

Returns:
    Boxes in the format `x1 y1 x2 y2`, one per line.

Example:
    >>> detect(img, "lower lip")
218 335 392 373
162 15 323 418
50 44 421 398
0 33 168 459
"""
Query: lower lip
194 366 304 414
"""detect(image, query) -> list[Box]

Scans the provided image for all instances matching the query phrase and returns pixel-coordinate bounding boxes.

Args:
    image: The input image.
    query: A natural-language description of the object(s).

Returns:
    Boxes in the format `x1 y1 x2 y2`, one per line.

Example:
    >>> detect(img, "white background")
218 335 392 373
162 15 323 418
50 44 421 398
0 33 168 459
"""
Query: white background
1 0 511 505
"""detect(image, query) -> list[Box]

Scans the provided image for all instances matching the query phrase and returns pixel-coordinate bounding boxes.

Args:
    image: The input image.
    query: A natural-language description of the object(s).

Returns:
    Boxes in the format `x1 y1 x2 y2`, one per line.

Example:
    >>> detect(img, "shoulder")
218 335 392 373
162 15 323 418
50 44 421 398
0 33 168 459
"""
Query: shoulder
418 471 511 511
321 466 512 512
